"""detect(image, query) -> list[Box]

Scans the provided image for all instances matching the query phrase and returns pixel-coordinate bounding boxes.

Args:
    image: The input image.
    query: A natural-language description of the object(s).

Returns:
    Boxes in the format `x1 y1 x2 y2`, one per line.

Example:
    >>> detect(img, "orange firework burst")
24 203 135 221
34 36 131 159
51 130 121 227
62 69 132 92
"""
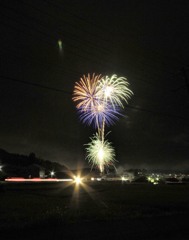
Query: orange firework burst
72 73 102 111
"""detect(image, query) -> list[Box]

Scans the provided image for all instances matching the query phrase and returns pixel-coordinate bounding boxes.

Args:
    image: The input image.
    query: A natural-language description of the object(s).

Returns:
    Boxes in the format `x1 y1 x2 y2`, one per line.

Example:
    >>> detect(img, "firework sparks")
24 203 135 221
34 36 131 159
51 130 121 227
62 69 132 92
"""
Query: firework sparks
85 133 116 173
72 73 102 111
73 73 133 173
97 74 133 108
77 101 122 129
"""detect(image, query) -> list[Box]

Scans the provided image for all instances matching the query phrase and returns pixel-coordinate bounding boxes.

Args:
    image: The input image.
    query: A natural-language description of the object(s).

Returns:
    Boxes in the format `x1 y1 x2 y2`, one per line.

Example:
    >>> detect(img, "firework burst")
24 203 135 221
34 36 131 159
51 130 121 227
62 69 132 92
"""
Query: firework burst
97 74 133 108
77 101 122 129
85 133 116 173
73 73 133 173
72 73 102 111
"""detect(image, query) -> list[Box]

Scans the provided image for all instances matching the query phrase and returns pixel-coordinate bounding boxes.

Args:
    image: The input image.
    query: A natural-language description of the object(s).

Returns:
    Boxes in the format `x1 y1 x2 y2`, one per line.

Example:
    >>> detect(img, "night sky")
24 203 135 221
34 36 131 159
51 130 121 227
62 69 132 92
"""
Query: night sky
0 0 189 170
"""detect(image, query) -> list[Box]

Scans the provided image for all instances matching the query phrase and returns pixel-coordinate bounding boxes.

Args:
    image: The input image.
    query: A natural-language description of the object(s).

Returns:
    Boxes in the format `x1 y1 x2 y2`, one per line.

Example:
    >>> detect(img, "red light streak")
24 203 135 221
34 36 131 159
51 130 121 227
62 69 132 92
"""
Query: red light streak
5 178 73 182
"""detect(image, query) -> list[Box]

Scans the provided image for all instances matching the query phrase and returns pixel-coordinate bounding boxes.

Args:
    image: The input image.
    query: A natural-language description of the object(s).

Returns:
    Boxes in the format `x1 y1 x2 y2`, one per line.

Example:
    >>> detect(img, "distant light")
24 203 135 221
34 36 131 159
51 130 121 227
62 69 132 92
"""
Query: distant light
58 39 63 52
50 171 55 177
91 177 95 181
121 176 128 181
74 176 82 184
0 165 2 171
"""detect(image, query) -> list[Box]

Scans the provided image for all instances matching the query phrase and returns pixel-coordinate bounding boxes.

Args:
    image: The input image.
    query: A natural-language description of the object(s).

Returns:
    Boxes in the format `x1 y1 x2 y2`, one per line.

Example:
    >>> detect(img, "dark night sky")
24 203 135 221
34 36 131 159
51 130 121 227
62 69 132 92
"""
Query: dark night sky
0 0 189 170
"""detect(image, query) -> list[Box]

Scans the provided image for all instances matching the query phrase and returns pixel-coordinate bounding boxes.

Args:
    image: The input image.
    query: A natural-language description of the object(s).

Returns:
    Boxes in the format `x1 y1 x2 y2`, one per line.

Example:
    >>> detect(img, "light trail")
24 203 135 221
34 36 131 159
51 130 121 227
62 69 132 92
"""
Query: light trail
5 178 73 182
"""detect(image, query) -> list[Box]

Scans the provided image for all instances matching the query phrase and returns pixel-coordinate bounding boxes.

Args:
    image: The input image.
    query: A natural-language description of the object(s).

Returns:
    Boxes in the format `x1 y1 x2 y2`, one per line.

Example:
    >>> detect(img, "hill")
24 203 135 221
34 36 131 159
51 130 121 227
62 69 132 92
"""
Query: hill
0 148 68 179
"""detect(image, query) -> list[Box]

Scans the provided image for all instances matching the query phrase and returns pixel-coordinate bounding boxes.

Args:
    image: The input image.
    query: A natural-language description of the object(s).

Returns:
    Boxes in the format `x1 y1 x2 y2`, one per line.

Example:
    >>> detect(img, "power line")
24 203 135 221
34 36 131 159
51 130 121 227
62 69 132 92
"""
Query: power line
1 46 176 110
0 2 110 55
0 0 179 88
127 105 189 122
0 11 116 71
0 16 164 89
1 74 188 122
0 1 188 108
1 20 188 114
16 0 112 52
0 75 71 95
43 0 186 71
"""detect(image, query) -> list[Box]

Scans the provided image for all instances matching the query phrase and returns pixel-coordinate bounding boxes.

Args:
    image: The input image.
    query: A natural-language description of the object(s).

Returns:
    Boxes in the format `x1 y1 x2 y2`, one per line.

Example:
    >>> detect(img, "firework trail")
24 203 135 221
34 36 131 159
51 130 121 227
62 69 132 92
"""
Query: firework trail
97 74 133 142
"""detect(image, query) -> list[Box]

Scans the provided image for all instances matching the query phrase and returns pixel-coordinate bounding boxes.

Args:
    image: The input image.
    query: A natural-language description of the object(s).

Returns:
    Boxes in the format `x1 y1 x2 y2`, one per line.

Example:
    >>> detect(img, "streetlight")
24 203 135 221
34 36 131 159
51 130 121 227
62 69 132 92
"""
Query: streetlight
74 176 82 184
50 171 55 178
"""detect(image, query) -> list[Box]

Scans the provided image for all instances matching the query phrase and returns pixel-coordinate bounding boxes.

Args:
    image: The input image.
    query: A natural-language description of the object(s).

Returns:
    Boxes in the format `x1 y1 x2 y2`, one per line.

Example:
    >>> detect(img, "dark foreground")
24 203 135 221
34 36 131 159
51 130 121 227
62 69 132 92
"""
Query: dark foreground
0 181 189 240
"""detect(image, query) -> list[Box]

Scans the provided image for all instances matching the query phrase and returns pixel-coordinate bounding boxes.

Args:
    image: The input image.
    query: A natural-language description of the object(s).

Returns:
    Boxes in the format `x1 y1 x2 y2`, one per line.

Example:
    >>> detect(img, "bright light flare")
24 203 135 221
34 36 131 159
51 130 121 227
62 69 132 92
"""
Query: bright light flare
50 171 55 177
121 176 129 181
74 176 82 184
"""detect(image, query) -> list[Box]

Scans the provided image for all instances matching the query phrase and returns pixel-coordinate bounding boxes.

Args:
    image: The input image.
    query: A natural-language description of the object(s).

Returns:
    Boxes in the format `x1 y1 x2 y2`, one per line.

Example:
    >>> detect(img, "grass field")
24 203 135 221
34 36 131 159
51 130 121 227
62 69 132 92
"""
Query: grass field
1 181 189 240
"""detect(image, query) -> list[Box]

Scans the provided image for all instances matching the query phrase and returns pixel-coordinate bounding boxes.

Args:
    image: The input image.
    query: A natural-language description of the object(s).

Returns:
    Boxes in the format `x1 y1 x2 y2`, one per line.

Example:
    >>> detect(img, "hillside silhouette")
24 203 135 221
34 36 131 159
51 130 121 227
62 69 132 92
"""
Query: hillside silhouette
0 148 68 179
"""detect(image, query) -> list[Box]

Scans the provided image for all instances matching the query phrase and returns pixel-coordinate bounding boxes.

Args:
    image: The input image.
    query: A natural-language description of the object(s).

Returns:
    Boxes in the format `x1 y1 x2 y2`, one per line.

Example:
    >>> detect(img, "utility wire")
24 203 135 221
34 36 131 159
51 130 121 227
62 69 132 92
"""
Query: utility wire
43 0 186 70
0 75 71 95
0 1 188 106
0 2 110 55
0 15 175 90
1 75 188 122
0 12 116 71
0 19 155 87
127 105 189 122
0 1 178 86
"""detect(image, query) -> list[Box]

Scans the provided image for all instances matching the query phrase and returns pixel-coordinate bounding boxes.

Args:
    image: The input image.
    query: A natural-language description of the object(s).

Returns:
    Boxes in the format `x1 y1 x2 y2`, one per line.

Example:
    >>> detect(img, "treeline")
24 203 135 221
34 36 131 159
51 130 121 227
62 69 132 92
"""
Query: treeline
0 148 68 179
